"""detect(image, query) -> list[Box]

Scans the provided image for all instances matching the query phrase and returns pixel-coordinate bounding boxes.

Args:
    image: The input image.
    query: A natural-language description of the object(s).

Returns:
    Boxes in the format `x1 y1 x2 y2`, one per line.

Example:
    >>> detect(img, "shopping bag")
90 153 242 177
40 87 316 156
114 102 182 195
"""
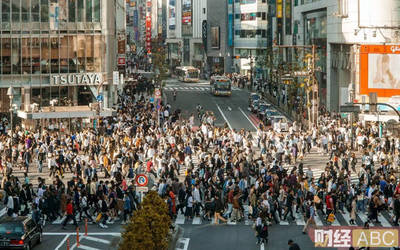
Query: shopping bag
327 213 335 223
95 213 102 223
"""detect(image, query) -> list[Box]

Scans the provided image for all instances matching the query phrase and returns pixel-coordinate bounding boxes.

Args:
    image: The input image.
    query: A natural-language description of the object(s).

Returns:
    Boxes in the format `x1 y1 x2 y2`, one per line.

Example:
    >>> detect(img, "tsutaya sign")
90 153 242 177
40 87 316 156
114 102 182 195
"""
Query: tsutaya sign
51 73 103 85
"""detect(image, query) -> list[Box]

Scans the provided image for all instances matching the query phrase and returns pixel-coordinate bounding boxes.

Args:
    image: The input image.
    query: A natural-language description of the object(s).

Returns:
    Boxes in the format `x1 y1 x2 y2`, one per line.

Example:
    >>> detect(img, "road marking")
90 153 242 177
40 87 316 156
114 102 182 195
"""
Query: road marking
83 236 111 244
176 238 190 250
43 232 121 236
228 106 232 111
216 104 233 130
238 107 258 130
378 213 392 227
175 214 185 224
0 208 6 217
71 243 100 250
55 234 70 250
192 217 201 225
260 242 265 250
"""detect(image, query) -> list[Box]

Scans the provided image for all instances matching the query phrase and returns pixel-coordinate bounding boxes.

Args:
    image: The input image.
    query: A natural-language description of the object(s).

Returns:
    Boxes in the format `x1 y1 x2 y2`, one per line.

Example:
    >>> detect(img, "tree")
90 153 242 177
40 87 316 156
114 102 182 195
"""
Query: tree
119 191 172 250
152 43 168 84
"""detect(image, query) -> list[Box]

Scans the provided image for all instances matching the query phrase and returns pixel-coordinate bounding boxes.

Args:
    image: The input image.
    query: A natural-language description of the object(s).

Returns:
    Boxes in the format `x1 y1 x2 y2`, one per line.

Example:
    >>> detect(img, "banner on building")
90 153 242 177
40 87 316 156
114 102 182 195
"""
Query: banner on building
202 20 207 51
146 0 152 53
211 26 220 49
228 0 233 47
169 0 176 30
285 0 292 34
182 0 192 36
276 0 283 18
360 45 400 97
49 2 59 30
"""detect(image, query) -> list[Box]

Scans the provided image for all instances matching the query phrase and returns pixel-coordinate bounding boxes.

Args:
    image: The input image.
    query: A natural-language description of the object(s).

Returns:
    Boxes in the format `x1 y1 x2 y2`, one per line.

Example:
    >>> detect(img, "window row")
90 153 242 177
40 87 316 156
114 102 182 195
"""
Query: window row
235 29 266 38
0 35 105 75
1 0 101 23
234 0 266 4
235 12 267 21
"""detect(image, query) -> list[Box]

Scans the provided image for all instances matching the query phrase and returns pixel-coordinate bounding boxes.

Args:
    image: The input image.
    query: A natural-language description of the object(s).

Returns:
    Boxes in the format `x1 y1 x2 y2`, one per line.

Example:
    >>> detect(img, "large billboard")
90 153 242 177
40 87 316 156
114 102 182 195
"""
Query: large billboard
169 0 176 30
360 45 400 97
182 0 192 36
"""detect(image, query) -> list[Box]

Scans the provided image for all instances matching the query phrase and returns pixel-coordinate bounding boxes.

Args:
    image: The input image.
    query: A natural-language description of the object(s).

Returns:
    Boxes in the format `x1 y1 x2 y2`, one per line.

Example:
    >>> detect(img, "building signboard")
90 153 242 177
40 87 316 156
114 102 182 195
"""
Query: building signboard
169 0 176 30
228 0 233 47
51 73 103 85
182 0 192 36
146 0 152 53
360 45 400 97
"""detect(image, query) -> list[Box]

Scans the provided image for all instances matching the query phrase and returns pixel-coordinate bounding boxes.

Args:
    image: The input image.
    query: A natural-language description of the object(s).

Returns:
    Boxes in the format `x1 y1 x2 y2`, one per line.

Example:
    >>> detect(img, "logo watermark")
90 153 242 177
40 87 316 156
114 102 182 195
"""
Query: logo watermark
308 227 399 248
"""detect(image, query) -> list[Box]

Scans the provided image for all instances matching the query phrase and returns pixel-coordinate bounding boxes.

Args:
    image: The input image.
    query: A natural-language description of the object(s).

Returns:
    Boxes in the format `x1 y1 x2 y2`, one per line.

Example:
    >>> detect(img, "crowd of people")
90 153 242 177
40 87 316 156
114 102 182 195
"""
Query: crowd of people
2 71 400 249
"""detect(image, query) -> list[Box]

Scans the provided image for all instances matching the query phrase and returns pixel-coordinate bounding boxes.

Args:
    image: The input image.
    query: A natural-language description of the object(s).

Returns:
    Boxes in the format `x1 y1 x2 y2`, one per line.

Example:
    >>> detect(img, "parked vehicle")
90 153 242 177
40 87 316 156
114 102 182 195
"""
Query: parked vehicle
263 110 281 125
0 216 42 250
249 100 260 113
257 103 272 119
271 116 289 132
248 93 260 106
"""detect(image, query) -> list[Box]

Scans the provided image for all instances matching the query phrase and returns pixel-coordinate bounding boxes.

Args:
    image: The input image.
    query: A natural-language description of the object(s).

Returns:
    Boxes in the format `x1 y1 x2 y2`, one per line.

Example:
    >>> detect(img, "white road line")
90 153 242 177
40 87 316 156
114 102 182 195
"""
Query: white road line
216 104 233 130
83 236 111 245
260 242 265 250
71 244 100 250
314 214 324 226
341 211 354 226
175 214 185 224
238 107 258 130
176 238 190 250
378 213 392 227
55 234 70 250
43 232 121 236
192 217 201 225
0 208 6 217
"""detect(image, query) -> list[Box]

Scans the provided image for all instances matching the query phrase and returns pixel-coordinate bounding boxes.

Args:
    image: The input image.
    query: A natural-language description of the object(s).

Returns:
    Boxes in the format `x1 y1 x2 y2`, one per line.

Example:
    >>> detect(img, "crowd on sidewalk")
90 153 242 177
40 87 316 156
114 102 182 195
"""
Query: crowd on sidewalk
1 72 400 249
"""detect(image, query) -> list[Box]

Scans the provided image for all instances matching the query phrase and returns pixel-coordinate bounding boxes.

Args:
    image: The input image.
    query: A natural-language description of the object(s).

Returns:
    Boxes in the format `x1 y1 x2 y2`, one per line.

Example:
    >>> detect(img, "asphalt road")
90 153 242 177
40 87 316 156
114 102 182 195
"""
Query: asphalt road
163 79 257 132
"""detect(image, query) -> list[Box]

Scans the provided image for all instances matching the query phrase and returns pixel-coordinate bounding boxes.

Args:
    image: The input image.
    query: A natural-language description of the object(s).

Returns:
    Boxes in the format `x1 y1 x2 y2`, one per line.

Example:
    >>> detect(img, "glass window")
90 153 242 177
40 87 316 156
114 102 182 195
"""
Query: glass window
1 38 12 75
77 35 85 72
59 0 68 23
68 0 76 22
41 37 50 73
2 1 11 23
21 0 30 22
85 36 93 72
41 87 50 106
11 38 21 74
41 0 49 22
32 37 40 73
93 35 102 72
68 36 77 73
50 37 59 73
93 0 100 22
12 0 20 22
60 36 69 73
77 0 84 22
22 38 31 74
86 0 92 22
32 0 39 21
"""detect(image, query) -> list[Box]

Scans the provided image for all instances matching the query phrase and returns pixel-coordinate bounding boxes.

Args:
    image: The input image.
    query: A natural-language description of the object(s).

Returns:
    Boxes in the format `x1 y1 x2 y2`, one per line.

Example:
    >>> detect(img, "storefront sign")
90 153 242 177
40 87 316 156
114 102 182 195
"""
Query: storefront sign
51 73 103 85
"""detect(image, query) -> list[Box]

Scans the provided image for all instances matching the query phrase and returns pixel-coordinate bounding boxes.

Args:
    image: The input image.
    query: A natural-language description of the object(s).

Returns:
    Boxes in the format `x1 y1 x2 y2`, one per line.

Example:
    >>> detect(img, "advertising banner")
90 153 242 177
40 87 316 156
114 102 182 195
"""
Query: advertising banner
49 2 59 30
360 45 400 97
211 26 220 49
145 0 152 53
169 0 176 30
276 0 283 18
182 0 192 36
228 0 233 47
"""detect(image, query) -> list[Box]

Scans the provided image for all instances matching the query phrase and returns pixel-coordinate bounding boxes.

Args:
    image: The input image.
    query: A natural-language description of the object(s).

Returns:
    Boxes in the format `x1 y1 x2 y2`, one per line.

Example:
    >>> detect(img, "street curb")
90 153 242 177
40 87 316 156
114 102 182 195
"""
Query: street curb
168 225 183 250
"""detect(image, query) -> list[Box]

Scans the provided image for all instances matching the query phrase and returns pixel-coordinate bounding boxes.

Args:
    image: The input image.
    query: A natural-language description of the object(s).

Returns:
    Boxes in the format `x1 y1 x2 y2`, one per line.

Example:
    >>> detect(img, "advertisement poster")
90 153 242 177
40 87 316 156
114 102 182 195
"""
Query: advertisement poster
360 45 400 97
145 0 152 53
211 26 220 49
49 2 59 30
169 0 176 30
58 0 67 22
182 0 192 36
228 0 233 46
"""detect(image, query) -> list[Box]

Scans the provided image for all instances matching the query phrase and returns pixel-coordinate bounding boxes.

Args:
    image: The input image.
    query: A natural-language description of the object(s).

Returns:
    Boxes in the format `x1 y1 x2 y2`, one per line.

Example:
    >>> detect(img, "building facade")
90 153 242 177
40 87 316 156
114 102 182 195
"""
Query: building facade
166 0 207 72
0 0 123 127
233 0 269 77
293 0 400 111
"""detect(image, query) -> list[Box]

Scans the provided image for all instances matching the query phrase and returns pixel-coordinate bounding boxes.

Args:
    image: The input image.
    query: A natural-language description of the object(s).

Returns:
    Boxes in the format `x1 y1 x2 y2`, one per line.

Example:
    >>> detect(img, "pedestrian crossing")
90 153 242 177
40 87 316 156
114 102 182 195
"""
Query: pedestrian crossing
173 207 398 228
163 86 241 92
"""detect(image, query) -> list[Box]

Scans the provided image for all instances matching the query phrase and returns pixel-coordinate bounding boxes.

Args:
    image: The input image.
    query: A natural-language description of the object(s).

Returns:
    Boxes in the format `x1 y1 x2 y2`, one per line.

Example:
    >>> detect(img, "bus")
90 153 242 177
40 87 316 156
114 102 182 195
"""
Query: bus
175 66 200 82
210 76 232 96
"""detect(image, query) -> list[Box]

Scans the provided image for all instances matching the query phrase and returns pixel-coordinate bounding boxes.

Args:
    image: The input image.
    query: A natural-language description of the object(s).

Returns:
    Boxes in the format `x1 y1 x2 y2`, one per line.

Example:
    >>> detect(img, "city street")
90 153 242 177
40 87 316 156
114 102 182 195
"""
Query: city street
163 79 257 131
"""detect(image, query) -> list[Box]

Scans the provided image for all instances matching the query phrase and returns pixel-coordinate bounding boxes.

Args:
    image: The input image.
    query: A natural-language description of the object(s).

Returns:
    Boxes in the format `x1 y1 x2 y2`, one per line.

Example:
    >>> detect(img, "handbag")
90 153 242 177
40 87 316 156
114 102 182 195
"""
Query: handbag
95 213 102 223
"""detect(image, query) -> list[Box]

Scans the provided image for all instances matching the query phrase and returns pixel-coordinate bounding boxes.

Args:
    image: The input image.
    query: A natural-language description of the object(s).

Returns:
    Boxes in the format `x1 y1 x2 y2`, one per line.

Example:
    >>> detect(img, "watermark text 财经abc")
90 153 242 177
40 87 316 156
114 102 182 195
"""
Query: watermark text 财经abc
313 228 398 248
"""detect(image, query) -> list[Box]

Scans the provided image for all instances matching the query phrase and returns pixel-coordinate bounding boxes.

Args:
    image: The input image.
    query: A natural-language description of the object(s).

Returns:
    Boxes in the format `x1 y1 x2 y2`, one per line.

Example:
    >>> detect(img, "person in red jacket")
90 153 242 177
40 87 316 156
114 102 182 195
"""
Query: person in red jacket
62 199 78 229
325 192 334 221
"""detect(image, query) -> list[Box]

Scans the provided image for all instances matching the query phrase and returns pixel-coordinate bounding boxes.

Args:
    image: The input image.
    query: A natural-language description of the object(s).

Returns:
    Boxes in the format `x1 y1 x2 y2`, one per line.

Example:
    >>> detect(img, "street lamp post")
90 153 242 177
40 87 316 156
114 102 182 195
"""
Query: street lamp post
7 86 15 166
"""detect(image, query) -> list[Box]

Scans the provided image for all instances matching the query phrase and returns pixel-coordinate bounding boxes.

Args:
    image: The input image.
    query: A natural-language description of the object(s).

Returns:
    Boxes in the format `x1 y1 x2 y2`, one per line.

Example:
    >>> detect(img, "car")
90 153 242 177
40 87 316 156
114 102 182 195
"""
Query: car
270 116 289 132
249 100 260 113
0 216 42 250
263 110 281 124
256 103 272 119
248 93 261 106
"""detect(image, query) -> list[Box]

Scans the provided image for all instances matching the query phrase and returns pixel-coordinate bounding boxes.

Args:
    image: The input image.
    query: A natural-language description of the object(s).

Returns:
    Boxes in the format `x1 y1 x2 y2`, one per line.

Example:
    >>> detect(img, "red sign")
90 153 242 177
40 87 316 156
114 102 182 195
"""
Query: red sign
135 174 148 187
145 0 152 52
118 57 126 66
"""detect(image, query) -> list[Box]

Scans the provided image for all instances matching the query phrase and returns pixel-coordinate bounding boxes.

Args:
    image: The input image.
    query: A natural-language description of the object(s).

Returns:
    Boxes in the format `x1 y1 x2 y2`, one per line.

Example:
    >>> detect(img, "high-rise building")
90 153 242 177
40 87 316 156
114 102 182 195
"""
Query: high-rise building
166 0 207 72
0 0 125 128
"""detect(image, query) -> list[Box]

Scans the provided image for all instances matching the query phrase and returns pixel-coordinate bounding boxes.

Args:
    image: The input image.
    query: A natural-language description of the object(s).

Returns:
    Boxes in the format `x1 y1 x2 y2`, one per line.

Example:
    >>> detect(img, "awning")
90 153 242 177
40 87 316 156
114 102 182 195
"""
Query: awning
17 106 116 120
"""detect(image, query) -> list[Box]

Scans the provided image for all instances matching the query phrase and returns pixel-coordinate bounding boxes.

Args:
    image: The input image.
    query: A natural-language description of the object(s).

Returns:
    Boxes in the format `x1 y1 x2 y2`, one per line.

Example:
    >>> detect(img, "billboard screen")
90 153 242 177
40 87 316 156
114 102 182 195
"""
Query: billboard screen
360 45 400 97
169 0 176 30
211 26 220 49
182 0 192 36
